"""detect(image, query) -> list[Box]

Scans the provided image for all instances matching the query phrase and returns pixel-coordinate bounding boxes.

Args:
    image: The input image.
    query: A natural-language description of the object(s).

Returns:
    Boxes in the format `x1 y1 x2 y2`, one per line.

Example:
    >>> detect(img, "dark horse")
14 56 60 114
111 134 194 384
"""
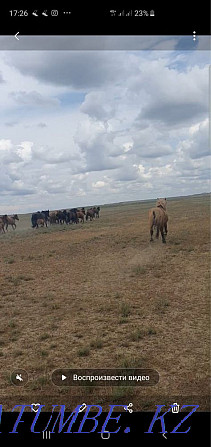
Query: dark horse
93 206 100 218
31 210 49 228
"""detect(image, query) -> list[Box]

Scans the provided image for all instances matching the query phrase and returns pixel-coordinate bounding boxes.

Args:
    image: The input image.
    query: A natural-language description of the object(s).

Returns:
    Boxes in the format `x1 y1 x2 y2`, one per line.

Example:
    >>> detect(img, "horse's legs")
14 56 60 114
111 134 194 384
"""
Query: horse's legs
164 223 168 235
160 227 166 243
156 226 159 239
150 226 153 241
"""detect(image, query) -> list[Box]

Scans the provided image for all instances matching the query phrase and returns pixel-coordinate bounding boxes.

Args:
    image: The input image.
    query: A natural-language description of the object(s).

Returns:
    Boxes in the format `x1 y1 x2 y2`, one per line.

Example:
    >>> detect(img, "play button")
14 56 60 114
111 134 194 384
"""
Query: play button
51 369 70 385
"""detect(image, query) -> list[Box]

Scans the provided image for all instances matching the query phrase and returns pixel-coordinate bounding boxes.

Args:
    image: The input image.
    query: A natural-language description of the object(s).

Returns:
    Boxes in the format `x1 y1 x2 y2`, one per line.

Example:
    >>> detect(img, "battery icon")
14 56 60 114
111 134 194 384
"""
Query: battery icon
150 10 155 16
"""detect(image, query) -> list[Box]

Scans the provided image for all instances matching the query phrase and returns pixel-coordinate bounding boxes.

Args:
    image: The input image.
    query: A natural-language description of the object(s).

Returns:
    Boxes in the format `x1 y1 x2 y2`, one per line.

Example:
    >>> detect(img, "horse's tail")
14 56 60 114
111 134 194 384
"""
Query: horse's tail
153 210 156 226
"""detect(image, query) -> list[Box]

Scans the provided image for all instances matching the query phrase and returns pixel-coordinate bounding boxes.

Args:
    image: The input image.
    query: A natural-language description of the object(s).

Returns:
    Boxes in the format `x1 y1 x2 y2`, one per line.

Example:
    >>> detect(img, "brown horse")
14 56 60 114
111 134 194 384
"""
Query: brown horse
86 208 95 221
76 210 85 223
5 214 19 230
0 221 5 233
0 215 7 233
49 212 57 224
149 198 168 243
36 218 45 227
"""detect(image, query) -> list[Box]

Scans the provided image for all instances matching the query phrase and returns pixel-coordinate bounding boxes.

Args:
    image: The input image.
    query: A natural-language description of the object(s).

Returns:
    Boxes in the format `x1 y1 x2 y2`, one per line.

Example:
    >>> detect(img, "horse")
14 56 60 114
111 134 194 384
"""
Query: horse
41 210 49 226
93 206 100 218
76 208 85 223
67 209 79 224
36 218 45 227
31 212 46 228
0 221 5 233
86 208 95 221
0 215 7 233
5 214 19 230
55 210 67 224
149 198 168 243
49 211 57 224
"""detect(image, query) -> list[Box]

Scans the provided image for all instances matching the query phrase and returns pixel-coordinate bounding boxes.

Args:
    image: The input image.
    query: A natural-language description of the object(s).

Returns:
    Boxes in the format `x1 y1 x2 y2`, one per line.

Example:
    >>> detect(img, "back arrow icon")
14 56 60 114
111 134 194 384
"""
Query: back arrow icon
15 32 19 40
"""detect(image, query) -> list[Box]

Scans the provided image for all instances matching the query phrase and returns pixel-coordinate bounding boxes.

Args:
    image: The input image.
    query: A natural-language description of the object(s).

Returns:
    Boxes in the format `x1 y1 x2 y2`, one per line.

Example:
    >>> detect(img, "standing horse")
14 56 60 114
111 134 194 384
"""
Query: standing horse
0 219 5 233
86 208 95 221
5 214 19 230
41 210 49 226
67 209 78 224
77 208 85 223
149 198 168 243
49 211 57 224
0 215 7 233
36 218 45 227
93 206 100 218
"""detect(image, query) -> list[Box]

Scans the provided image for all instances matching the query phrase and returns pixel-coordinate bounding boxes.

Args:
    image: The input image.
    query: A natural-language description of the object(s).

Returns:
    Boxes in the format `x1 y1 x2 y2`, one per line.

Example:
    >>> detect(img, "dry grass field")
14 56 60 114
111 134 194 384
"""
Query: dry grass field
0 194 210 411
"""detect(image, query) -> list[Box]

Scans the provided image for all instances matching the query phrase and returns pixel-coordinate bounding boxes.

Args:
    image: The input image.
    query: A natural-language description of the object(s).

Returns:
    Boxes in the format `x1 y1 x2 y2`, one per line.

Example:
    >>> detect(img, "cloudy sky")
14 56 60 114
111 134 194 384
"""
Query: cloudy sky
0 37 210 213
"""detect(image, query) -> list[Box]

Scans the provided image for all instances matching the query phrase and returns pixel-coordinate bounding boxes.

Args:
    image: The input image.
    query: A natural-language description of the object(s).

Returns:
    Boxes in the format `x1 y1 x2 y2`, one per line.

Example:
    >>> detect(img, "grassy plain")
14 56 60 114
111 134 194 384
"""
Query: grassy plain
0 194 210 410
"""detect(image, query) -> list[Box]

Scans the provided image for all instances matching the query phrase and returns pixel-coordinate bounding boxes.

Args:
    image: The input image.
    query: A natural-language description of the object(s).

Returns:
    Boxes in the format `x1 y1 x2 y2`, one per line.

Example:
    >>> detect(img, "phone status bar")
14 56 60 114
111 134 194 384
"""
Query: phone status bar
8 9 156 18
3 5 210 35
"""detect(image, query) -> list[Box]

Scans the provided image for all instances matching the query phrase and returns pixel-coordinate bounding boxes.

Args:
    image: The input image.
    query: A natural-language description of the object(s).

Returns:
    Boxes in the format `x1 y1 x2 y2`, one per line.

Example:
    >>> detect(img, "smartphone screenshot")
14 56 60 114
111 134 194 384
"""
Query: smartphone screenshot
0 2 210 443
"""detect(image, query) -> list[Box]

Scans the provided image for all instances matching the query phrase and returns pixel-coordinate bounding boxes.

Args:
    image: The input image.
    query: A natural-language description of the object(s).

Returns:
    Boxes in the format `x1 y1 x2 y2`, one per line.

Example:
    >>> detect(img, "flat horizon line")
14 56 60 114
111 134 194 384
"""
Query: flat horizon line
14 191 210 215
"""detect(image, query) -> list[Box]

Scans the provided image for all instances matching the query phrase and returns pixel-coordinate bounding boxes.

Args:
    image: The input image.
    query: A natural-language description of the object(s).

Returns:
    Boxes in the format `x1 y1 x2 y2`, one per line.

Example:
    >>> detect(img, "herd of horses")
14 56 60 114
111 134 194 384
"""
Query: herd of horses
31 206 101 228
0 199 168 243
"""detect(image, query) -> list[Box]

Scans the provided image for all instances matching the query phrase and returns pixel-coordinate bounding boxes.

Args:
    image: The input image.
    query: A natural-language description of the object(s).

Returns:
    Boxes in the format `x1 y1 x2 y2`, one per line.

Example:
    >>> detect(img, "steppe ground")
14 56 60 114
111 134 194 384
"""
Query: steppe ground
0 194 210 411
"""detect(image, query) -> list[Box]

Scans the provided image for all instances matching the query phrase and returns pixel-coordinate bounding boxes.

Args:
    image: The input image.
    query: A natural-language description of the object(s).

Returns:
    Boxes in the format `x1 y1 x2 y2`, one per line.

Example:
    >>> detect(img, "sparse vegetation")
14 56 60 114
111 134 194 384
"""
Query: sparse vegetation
120 302 131 318
90 339 103 349
129 328 145 341
78 346 90 357
131 264 146 276
0 194 209 411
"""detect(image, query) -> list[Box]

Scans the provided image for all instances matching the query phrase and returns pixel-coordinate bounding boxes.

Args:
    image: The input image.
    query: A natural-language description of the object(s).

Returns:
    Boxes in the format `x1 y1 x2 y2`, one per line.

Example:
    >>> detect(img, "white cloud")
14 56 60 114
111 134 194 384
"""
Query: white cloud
10 90 60 108
16 141 33 162
0 139 13 151
0 45 209 212
92 181 106 188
